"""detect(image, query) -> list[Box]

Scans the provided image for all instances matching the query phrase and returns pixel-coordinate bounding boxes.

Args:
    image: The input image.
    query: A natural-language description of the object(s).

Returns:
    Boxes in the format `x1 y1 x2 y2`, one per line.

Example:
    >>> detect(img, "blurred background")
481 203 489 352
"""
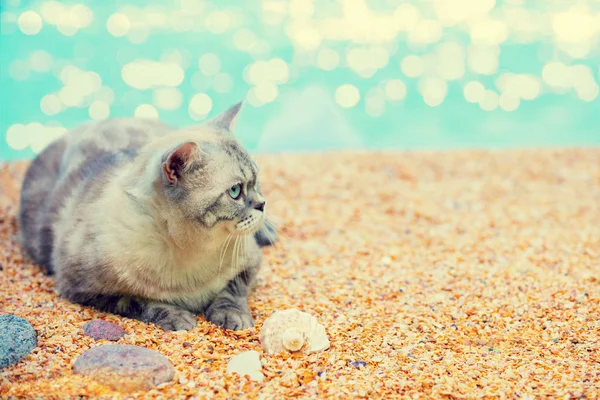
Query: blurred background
1 0 599 161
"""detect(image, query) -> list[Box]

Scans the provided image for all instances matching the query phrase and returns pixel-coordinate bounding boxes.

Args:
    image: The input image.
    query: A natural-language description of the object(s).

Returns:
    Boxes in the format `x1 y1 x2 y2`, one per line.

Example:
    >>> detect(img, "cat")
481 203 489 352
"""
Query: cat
18 101 278 331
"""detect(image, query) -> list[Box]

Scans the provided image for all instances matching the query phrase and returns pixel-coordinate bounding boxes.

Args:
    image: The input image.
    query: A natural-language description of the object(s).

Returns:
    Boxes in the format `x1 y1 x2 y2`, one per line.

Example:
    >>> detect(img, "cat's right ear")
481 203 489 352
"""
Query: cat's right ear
206 101 243 132
161 141 199 184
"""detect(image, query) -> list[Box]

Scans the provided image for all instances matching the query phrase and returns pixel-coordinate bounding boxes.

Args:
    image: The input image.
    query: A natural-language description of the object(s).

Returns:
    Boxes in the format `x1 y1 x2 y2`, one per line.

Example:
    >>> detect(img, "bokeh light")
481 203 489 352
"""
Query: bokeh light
40 94 62 115
419 77 448 107
468 45 499 75
122 60 184 90
107 13 130 37
499 93 520 112
153 87 183 110
384 80 407 102
480 90 499 111
2 0 600 157
6 123 67 154
464 81 485 103
316 48 339 71
198 53 221 76
29 50 53 72
38 2 93 36
401 55 424 78
435 42 465 81
135 104 159 119
18 11 43 35
88 101 110 120
335 84 360 108
365 88 386 117
189 93 213 120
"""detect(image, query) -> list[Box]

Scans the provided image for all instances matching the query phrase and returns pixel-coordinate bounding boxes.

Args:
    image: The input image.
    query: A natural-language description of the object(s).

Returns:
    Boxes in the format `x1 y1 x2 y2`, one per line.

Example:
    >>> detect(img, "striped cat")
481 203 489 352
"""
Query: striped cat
18 102 277 331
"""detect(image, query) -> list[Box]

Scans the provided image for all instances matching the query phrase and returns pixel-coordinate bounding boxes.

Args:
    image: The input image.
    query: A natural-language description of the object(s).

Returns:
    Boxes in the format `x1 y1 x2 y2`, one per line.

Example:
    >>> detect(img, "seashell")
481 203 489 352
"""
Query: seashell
226 350 264 382
259 309 330 355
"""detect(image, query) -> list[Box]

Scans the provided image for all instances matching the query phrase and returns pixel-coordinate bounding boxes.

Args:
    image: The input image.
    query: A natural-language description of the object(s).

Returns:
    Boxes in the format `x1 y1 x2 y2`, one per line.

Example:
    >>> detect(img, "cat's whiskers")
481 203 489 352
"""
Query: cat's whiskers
231 234 246 290
232 235 241 276
234 236 239 277
219 232 234 278
237 234 244 276
237 235 242 282
243 234 248 276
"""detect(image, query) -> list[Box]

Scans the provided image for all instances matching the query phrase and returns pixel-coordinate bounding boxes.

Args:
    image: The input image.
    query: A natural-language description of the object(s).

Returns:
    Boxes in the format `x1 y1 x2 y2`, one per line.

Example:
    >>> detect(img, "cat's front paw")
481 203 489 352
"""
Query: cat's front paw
205 304 254 331
254 221 278 247
147 305 198 331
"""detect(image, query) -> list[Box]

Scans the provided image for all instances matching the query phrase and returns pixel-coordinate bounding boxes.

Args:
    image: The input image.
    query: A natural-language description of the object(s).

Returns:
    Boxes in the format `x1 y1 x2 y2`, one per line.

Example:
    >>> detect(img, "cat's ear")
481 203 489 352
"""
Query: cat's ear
161 141 199 184
207 101 243 132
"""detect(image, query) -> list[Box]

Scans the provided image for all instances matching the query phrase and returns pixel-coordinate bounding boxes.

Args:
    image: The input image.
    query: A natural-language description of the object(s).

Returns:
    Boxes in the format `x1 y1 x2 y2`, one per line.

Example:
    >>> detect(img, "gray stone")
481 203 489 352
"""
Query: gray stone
0 314 37 368
73 344 174 392
83 320 125 341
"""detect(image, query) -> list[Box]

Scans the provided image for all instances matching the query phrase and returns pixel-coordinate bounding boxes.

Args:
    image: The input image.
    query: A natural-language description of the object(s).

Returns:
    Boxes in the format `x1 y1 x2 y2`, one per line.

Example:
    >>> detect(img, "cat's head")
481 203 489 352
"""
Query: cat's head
157 102 266 237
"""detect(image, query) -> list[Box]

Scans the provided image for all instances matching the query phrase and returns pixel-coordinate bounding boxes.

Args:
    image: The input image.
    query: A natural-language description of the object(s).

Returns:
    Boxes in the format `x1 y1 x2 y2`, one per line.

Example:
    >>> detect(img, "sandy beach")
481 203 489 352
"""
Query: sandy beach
1 148 599 398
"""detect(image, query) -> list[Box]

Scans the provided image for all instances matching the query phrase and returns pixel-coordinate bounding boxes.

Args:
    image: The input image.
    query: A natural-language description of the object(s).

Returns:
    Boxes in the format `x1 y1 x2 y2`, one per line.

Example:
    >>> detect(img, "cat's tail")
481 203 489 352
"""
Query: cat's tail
18 138 66 274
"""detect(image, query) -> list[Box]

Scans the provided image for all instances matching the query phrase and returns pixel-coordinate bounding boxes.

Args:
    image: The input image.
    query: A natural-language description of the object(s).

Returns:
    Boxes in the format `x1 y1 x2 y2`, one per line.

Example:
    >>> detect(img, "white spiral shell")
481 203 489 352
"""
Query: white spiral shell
259 309 330 355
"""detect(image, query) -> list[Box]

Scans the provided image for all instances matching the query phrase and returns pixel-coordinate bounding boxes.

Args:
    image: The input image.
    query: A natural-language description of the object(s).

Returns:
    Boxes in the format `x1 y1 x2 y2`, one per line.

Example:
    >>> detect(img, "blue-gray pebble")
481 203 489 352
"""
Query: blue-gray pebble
0 314 38 368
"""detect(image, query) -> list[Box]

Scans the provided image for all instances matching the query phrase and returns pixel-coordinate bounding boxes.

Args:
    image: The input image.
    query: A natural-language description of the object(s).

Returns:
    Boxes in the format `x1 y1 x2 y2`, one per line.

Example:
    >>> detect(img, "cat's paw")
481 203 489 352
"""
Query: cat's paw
205 304 254 331
148 306 198 331
254 221 278 247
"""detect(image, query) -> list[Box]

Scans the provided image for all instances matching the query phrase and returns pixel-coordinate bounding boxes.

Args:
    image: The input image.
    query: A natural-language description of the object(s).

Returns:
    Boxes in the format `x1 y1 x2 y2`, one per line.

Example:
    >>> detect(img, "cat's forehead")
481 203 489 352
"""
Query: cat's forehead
219 140 258 173
179 125 256 170
195 138 258 185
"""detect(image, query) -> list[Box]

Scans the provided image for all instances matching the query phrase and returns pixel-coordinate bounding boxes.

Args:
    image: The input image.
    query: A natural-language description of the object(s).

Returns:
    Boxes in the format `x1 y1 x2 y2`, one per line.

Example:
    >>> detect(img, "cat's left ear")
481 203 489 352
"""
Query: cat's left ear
162 141 199 184
206 101 243 133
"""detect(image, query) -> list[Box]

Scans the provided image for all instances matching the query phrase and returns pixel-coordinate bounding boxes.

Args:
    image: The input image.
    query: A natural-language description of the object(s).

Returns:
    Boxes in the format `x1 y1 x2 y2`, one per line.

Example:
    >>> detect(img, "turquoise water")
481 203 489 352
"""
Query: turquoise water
1 0 599 161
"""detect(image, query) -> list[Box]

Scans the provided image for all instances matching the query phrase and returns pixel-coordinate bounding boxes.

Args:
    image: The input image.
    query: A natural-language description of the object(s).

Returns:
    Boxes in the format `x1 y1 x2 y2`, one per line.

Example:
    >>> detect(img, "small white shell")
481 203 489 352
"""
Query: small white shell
259 309 330 355
226 350 264 382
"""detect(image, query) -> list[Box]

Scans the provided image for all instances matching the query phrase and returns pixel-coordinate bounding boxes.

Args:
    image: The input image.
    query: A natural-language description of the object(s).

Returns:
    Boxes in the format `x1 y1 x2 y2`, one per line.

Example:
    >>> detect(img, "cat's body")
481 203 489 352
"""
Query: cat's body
19 102 277 331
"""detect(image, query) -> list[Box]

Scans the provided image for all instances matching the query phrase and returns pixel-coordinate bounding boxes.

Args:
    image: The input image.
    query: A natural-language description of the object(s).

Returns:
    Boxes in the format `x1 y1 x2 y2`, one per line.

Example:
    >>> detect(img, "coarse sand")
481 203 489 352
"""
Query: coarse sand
1 149 599 399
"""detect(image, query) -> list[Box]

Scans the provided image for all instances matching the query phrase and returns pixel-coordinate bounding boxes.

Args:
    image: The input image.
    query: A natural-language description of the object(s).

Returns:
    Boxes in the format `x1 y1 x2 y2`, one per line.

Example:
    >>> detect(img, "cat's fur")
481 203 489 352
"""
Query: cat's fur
18 102 277 331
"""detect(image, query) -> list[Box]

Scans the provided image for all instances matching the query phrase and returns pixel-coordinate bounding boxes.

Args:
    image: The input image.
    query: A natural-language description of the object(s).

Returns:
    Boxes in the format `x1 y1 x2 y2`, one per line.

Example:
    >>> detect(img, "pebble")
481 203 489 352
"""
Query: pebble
350 361 367 369
73 344 174 391
83 320 125 341
0 314 37 368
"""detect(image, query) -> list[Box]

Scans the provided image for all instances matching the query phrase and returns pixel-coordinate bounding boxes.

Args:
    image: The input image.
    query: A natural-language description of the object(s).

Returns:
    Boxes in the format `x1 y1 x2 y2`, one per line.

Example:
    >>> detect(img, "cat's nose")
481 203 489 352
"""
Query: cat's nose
254 201 265 212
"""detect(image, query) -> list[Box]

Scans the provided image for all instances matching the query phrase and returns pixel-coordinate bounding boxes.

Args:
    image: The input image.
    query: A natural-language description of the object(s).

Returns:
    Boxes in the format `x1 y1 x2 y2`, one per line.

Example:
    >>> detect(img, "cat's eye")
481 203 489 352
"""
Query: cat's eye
228 184 242 200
